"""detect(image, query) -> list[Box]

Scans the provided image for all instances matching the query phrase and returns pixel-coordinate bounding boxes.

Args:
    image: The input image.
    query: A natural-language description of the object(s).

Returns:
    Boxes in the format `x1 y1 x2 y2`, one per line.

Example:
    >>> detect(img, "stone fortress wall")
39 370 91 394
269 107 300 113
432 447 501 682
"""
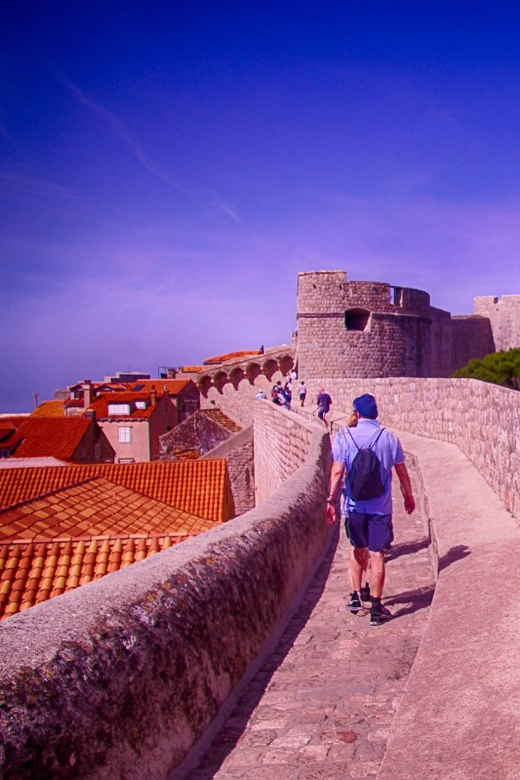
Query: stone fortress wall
195 270 520 423
474 294 520 352
296 270 497 380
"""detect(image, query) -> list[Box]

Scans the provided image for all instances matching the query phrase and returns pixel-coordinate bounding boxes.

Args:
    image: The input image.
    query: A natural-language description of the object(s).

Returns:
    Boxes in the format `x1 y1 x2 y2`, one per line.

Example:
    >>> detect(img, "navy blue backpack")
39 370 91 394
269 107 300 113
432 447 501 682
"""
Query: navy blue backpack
346 428 386 501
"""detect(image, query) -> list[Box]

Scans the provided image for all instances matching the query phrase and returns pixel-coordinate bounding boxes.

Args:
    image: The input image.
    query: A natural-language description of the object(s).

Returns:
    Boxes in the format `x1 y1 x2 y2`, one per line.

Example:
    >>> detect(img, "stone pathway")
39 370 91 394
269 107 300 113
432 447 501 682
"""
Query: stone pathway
189 466 434 779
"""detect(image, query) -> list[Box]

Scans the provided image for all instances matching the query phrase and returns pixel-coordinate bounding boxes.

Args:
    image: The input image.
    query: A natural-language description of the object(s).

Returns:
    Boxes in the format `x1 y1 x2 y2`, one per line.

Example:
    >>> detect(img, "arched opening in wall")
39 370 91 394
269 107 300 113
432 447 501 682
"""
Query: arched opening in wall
246 363 261 384
279 355 294 376
229 367 245 389
262 359 278 381
345 308 370 331
213 371 228 394
198 376 213 398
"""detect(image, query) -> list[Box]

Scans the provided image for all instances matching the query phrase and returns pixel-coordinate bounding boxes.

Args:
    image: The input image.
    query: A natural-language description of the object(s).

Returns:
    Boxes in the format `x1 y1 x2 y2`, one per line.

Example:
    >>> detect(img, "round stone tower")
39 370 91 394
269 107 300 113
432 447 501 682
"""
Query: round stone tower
296 270 452 379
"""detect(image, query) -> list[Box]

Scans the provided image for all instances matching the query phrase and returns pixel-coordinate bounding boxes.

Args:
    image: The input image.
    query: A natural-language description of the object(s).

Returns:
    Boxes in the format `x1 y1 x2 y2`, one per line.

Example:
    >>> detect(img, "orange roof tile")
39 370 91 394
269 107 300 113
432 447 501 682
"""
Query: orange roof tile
30 400 67 418
180 366 205 373
129 379 192 394
10 418 93 460
203 349 263 365
0 531 209 620
0 477 216 541
0 460 234 522
199 409 242 433
0 416 29 430
87 390 168 420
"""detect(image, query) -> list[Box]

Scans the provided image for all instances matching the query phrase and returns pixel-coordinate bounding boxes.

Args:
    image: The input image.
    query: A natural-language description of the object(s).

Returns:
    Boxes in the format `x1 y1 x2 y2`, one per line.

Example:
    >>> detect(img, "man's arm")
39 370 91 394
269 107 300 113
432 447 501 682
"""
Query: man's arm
394 462 415 514
326 460 345 524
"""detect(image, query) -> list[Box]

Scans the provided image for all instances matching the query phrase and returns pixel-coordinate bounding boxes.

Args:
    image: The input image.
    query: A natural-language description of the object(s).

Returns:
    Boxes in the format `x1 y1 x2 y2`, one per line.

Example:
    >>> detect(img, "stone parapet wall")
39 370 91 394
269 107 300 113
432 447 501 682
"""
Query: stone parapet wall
0 408 330 780
308 377 520 520
253 401 316 505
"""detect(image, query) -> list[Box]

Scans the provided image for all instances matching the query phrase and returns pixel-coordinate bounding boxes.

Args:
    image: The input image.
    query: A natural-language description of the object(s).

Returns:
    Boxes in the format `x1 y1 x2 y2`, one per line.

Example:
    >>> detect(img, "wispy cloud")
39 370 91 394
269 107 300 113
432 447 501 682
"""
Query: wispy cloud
60 75 242 224
0 172 80 204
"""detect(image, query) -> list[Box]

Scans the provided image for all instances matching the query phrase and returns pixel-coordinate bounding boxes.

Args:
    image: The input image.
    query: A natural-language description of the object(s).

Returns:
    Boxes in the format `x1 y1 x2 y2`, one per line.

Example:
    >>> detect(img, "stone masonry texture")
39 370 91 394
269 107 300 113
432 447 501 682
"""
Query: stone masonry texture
182 459 433 780
296 270 495 381
0 405 330 780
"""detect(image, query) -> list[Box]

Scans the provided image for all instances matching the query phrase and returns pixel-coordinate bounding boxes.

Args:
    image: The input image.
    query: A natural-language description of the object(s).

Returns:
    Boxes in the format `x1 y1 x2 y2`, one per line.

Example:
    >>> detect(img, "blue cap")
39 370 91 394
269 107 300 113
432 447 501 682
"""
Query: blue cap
353 393 378 419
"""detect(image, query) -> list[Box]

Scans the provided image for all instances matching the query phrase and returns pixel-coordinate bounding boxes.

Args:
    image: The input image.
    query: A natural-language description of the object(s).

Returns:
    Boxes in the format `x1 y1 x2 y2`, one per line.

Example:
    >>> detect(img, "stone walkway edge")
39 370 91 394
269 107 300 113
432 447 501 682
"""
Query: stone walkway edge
172 436 435 779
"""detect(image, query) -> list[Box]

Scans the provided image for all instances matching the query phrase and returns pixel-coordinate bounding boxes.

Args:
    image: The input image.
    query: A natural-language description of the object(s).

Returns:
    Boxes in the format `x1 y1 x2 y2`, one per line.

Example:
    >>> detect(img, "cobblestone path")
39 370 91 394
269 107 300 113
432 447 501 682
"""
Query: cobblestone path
189 465 434 779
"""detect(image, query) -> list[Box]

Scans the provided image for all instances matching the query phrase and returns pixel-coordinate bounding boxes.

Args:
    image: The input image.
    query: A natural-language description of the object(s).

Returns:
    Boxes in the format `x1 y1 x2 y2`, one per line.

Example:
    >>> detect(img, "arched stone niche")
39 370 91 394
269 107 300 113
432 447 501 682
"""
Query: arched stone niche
345 308 370 332
229 367 245 390
246 363 262 384
279 354 294 376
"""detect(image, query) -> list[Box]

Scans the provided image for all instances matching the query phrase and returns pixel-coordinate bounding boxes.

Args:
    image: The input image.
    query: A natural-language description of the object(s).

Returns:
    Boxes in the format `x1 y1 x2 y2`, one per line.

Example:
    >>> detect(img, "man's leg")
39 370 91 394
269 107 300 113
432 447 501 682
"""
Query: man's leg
345 511 369 614
368 551 385 598
367 514 394 625
349 546 368 591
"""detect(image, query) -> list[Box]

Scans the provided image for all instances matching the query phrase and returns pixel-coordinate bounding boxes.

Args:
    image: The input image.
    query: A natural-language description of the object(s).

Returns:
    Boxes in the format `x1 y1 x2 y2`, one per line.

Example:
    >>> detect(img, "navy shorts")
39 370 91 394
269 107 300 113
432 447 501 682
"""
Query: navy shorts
318 408 326 419
344 511 394 552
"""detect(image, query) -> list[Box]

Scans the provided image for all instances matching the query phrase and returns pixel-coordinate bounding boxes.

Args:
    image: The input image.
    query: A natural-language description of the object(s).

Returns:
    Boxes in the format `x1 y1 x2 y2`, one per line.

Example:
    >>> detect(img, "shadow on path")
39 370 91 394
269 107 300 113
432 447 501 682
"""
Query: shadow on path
439 544 471 572
190 525 341 778
386 536 431 560
385 585 434 619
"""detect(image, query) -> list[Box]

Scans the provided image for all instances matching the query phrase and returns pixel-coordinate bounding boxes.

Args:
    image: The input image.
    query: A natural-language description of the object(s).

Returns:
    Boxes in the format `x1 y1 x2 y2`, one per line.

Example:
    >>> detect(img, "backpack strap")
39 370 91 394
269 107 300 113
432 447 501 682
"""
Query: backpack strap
346 428 360 451
367 428 385 451
347 426 385 451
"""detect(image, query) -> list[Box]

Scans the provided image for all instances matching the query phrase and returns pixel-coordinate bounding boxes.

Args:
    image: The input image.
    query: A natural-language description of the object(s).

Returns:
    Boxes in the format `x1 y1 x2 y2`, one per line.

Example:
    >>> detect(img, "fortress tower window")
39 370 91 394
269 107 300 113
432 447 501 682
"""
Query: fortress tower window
390 286 403 306
345 308 370 331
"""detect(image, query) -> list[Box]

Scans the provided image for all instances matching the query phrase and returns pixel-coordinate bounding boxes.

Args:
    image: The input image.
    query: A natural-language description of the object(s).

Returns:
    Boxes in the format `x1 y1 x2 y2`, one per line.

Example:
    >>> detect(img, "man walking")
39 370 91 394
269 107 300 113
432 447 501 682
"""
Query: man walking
316 387 332 429
326 394 415 626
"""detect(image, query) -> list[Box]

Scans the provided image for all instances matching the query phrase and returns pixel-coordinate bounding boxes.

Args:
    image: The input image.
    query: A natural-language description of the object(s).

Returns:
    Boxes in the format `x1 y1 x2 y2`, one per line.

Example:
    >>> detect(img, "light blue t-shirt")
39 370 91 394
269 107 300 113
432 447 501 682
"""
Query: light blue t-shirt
332 418 405 515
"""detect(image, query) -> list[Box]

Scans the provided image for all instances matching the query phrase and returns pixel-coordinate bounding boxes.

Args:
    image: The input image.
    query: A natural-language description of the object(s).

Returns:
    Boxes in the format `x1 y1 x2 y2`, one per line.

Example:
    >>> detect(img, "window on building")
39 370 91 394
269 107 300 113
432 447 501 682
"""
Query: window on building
135 400 147 410
119 427 131 443
344 308 370 331
109 403 132 416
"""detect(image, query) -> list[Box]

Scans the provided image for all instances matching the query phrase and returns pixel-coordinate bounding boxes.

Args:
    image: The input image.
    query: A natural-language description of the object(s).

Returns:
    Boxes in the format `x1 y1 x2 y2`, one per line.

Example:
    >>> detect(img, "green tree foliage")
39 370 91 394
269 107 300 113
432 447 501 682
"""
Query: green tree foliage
453 348 520 390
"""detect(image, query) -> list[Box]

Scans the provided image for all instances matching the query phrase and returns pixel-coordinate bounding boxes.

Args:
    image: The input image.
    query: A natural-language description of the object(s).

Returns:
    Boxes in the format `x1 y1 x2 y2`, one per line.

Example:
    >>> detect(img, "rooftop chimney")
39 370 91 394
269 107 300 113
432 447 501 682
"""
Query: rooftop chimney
150 389 157 406
82 380 92 409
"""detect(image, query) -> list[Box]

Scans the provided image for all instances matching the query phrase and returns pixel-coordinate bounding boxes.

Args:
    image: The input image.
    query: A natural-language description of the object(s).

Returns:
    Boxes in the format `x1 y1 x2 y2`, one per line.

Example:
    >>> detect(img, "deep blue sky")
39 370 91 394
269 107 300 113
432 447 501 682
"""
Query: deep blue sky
2 1 520 411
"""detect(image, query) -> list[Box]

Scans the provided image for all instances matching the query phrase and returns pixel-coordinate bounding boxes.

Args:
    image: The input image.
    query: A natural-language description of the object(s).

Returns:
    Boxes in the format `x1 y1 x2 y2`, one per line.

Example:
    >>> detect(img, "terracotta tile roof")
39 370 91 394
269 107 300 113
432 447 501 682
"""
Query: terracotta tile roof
0 458 68 469
0 416 29 431
203 350 263 365
0 530 209 620
10 418 93 460
86 390 167 420
0 477 216 541
180 366 205 373
0 460 234 522
199 409 242 433
30 400 66 418
129 379 192 395
173 448 201 461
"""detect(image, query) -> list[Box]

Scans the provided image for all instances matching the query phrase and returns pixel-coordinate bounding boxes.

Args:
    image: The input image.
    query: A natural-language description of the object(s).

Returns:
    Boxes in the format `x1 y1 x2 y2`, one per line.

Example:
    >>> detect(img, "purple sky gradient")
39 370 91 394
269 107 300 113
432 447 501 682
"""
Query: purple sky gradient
2 1 520 411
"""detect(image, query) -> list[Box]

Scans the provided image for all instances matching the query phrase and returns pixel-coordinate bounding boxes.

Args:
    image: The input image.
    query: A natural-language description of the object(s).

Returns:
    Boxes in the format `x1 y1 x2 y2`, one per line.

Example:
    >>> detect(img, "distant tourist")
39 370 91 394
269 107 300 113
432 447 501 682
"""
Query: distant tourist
290 368 297 382
326 393 415 626
298 381 307 407
315 387 332 429
283 380 292 410
271 381 285 406
255 389 267 400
